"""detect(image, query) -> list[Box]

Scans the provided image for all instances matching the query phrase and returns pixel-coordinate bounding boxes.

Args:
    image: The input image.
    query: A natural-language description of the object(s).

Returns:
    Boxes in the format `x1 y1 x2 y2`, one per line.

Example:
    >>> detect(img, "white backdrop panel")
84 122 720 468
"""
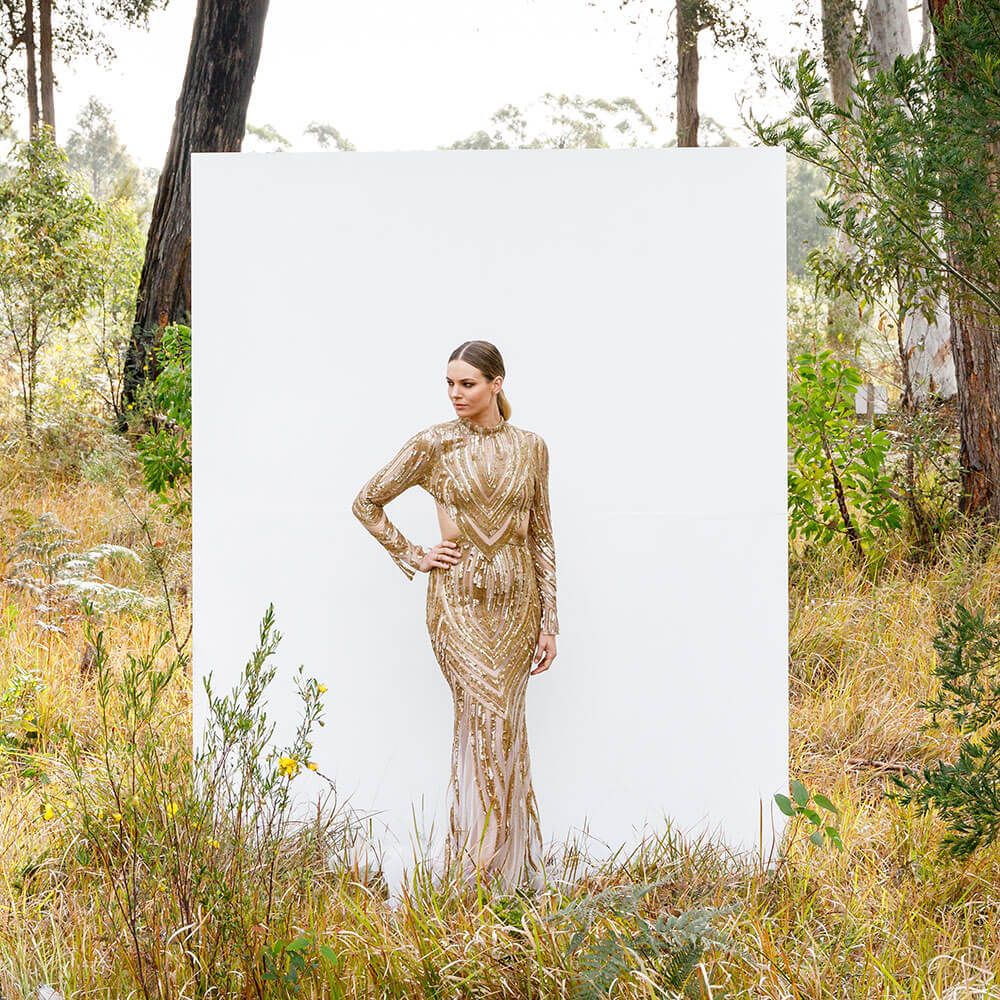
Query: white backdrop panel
191 148 788 895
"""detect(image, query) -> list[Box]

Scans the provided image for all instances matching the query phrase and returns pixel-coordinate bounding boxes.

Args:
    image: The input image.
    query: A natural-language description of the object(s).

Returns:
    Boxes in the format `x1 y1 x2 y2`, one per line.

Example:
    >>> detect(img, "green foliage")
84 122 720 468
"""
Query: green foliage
0 3 169 125
788 350 904 558
0 129 105 435
446 94 659 150
545 876 743 999
889 600 1000 859
303 121 356 151
260 932 341 997
786 156 830 278
246 121 292 151
87 193 146 421
65 96 147 204
79 430 135 485
133 322 191 519
61 599 344 996
775 779 843 851
0 662 44 757
748 5 1000 533
490 891 528 928
785 273 862 360
889 405 964 558
745 14 1000 330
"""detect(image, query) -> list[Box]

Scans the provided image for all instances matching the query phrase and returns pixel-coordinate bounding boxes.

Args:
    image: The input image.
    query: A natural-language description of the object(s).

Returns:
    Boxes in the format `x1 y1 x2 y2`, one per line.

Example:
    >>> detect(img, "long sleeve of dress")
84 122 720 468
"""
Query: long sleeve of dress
352 428 435 581
527 434 559 635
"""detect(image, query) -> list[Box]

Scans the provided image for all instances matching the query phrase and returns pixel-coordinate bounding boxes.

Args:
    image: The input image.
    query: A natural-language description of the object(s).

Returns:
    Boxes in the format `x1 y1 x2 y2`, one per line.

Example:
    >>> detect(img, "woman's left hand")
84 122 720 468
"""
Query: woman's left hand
531 633 556 675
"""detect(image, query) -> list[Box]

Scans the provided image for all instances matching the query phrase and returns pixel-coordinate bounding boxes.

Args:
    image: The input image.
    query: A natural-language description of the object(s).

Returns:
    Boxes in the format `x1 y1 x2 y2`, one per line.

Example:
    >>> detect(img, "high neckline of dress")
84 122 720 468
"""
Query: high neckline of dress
458 413 507 435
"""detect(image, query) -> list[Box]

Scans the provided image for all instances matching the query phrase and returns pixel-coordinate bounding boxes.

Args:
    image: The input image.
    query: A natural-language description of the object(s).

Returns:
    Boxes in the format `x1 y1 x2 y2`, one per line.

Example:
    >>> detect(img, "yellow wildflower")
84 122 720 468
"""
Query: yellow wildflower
306 762 318 771
112 812 123 822
317 684 327 694
278 756 300 778
165 801 179 818
42 803 55 821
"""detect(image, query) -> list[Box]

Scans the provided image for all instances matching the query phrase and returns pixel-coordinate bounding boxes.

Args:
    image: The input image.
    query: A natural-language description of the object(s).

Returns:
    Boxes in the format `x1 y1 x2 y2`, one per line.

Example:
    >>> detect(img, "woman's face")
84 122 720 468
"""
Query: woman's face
446 360 501 419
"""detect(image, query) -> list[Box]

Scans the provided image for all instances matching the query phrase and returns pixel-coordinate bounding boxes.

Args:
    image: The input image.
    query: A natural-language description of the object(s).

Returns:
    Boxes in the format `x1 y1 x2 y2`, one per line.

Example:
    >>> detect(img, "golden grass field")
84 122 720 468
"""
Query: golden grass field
2 394 1000 999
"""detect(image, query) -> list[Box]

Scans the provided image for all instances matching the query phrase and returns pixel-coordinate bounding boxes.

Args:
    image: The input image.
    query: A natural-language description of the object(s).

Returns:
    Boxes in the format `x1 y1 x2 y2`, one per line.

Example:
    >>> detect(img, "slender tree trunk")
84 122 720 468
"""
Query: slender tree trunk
38 0 54 138
120 0 270 421
676 0 699 147
928 0 1000 520
865 0 911 73
821 431 865 561
821 0 858 110
866 0 956 403
919 0 932 52
903 292 957 402
24 0 39 135
820 0 862 321
893 274 916 409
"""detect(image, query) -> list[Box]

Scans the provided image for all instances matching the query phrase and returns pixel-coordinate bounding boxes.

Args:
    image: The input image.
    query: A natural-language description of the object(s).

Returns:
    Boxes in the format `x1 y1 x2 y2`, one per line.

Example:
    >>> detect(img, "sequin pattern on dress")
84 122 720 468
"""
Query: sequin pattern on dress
352 413 557 890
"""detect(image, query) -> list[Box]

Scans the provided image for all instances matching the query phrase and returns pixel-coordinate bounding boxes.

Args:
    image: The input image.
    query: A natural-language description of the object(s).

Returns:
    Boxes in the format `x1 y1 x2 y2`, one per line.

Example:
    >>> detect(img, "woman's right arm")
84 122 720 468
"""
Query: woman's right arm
352 427 436 580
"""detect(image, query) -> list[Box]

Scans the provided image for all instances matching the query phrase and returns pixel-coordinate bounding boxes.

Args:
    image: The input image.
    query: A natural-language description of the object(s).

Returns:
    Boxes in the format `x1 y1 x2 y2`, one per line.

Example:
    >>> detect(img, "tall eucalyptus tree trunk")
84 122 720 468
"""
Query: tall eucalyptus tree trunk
676 0 699 146
121 0 269 421
38 0 53 137
867 0 956 404
927 0 1000 519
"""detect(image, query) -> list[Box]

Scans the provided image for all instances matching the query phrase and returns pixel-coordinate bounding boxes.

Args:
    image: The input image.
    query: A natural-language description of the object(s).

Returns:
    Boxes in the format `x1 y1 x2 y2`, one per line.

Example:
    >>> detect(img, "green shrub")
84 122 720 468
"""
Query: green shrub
60 599 350 996
788 350 904 562
133 322 191 519
889 599 1000 859
544 876 743 999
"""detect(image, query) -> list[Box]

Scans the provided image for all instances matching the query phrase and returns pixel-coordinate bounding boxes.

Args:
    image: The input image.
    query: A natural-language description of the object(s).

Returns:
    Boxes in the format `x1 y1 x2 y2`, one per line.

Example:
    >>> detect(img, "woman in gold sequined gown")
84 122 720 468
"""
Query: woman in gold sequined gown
352 341 558 892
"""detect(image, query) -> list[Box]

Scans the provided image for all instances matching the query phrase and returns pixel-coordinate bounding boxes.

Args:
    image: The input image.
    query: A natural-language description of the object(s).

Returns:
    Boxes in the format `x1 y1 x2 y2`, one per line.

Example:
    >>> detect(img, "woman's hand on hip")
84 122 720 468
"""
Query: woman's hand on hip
531 633 556 675
419 540 461 573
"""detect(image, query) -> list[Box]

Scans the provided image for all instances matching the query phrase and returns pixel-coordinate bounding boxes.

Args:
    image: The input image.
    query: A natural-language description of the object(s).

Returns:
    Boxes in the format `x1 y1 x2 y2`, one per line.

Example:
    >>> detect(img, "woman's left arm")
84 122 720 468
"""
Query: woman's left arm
526 433 559 636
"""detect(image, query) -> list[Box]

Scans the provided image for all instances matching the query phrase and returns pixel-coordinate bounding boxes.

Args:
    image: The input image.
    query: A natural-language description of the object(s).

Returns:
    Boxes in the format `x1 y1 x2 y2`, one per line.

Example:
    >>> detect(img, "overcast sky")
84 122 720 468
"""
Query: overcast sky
11 0 919 171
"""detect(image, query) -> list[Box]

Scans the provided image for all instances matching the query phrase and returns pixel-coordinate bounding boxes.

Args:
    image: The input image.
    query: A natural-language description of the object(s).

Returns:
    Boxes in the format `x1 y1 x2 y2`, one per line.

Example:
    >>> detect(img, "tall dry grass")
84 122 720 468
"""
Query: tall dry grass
2 402 1000 999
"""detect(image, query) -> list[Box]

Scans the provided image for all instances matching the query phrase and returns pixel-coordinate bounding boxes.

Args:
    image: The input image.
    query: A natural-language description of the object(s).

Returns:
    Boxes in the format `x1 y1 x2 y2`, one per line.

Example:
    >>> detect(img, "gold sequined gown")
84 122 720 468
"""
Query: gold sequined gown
352 413 557 891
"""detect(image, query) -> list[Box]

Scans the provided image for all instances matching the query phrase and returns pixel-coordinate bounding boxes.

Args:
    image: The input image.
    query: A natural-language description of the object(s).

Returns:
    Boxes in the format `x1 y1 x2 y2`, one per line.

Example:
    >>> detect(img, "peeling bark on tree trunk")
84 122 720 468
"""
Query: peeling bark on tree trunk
676 0 699 147
928 0 1000 520
903 297 957 402
947 290 1000 520
120 0 269 419
865 0 912 73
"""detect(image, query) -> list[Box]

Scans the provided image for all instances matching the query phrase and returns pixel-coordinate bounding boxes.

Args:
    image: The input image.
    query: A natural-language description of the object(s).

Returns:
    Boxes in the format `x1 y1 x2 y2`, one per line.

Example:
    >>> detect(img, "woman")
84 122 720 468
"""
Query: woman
351 340 558 892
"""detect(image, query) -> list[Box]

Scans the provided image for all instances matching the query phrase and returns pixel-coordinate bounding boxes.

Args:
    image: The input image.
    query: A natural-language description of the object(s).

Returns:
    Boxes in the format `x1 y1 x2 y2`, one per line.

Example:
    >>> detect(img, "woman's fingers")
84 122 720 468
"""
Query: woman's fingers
530 637 555 674
435 541 461 564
